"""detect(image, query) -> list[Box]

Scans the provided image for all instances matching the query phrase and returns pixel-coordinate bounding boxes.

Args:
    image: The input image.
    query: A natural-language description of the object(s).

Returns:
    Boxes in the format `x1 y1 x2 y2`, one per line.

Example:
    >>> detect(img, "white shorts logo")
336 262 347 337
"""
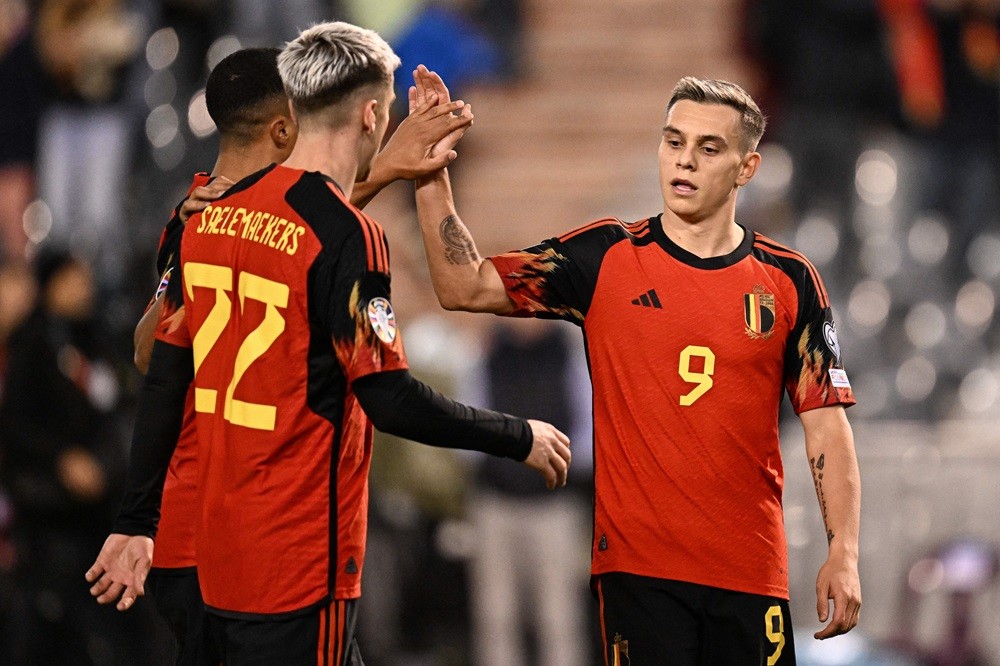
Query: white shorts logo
367 297 397 344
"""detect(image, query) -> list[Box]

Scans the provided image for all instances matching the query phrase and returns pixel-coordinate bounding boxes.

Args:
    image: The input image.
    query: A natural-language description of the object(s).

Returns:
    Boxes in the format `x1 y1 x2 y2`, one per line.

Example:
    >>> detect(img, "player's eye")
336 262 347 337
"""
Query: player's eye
702 145 719 155
667 139 682 148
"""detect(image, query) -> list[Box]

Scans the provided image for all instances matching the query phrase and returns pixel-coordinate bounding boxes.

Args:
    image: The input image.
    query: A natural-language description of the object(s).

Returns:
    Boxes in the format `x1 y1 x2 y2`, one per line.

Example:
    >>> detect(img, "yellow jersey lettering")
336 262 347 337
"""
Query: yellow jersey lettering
287 226 305 256
275 221 296 252
225 208 244 236
267 219 287 248
243 211 262 240
196 205 212 233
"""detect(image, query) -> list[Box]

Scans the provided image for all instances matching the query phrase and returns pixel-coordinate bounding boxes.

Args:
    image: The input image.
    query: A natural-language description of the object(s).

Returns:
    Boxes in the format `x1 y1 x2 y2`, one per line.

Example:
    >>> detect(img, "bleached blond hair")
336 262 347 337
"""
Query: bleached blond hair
278 21 400 115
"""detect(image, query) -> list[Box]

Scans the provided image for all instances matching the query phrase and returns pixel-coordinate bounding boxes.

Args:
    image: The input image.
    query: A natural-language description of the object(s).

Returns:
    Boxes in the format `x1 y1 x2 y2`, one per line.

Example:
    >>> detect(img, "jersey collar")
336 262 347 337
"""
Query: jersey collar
650 214 754 270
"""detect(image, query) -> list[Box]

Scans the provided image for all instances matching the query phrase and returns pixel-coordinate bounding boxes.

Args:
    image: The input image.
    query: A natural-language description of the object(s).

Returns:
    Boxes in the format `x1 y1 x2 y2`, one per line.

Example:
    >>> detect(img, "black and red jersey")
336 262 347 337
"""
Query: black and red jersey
148 172 209 570
157 164 407 617
489 214 855 600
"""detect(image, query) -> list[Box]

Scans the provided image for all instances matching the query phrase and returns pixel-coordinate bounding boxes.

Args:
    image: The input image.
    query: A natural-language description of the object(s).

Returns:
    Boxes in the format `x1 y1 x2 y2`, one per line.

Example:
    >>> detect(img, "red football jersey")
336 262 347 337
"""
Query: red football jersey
489 215 855 599
157 164 407 617
149 172 209 569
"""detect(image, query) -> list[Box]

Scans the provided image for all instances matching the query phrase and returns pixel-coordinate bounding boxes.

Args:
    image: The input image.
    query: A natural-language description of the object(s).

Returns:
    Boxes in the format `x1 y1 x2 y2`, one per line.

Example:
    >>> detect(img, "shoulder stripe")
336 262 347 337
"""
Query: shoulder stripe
325 182 388 273
362 212 389 273
558 217 623 243
628 220 651 237
753 234 829 308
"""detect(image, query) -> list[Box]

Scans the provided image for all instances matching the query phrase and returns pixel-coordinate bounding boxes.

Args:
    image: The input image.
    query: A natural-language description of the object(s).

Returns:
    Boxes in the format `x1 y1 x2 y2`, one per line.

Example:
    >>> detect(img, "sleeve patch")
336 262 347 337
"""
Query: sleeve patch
366 297 397 344
828 369 852 389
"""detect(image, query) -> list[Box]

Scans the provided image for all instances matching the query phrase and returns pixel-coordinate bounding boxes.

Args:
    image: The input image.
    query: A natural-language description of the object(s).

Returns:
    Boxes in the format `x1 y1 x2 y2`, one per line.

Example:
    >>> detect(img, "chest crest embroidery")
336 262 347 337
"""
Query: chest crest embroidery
744 284 776 340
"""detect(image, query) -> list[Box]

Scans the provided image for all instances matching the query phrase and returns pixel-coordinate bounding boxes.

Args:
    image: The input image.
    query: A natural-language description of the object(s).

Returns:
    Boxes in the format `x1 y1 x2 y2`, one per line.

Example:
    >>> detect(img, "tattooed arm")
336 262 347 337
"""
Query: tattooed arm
413 169 514 313
800 405 861 640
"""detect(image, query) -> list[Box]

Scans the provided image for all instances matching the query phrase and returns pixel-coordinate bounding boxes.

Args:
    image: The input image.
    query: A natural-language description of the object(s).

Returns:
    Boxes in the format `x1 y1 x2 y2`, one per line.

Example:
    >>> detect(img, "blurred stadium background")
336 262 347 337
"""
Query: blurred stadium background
2 0 999 664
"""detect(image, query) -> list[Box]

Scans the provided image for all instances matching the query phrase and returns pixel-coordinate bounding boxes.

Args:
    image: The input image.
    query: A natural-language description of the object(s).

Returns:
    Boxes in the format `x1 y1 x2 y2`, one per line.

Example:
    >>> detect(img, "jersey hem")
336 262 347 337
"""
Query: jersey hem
591 565 789 601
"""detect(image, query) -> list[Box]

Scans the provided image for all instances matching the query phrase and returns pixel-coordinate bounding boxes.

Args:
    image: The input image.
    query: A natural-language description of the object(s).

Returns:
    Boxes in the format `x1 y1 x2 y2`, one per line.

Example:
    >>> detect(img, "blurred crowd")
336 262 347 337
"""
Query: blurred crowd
741 0 1000 424
1 0 999 664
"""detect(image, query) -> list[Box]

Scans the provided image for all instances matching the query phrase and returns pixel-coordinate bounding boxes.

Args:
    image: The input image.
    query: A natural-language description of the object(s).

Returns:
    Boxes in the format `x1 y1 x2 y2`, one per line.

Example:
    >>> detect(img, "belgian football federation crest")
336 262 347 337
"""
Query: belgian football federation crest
367 297 397 344
744 285 775 339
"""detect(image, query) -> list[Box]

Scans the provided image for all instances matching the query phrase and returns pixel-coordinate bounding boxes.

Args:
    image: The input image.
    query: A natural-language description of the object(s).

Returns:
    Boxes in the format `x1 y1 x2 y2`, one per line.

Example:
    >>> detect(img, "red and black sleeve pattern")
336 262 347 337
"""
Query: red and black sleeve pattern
488 218 631 325
754 234 856 413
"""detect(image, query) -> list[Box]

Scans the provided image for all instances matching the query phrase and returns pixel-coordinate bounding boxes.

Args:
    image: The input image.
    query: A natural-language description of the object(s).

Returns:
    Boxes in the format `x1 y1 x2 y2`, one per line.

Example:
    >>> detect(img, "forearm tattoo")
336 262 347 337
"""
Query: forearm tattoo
439 214 478 265
810 453 834 544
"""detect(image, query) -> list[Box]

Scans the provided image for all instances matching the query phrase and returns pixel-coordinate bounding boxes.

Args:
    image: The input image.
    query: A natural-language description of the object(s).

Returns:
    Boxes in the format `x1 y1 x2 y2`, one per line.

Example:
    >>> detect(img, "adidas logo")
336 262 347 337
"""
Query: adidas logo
630 289 662 309
345 556 358 574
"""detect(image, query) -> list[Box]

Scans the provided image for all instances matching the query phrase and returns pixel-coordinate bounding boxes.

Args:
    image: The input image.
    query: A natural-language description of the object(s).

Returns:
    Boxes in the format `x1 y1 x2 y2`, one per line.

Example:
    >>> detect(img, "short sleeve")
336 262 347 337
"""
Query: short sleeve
488 218 624 325
784 267 856 413
313 227 408 384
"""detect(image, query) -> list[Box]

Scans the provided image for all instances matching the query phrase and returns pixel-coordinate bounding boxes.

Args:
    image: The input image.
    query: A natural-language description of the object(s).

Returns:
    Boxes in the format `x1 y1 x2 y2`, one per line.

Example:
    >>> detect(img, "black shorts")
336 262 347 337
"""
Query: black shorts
206 599 363 666
145 567 219 666
595 573 796 666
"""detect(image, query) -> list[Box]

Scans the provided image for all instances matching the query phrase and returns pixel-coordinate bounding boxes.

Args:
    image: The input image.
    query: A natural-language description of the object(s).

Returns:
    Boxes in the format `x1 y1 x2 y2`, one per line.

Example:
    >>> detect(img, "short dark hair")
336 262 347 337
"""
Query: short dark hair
205 47 287 143
666 77 766 153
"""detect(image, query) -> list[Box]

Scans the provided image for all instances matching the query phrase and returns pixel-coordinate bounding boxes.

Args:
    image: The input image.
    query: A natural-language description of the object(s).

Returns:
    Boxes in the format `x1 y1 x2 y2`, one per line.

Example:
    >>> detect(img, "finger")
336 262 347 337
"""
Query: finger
414 68 431 107
408 85 416 114
90 574 113 597
554 454 569 488
117 586 139 612
551 426 570 447
428 69 450 102
96 581 125 605
428 100 467 118
85 561 106 583
426 150 459 171
543 464 557 490
556 440 572 465
816 584 829 622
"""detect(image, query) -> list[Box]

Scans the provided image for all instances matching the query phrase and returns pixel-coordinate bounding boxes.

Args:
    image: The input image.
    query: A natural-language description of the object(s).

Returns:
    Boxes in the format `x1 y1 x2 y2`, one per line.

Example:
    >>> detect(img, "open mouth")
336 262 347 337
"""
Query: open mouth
671 178 697 194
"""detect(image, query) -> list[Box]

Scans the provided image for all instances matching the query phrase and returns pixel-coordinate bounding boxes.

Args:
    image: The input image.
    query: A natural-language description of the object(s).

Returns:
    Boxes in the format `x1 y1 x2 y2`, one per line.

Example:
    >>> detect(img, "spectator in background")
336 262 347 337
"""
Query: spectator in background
464 318 593 666
744 0 899 294
33 0 147 291
392 0 502 107
0 259 36 665
0 248 155 664
883 0 1000 278
0 0 43 260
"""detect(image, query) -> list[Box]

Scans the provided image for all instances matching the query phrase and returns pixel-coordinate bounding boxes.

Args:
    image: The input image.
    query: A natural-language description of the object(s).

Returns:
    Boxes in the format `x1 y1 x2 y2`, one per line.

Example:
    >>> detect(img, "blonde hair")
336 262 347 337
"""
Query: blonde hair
667 77 766 152
278 21 400 115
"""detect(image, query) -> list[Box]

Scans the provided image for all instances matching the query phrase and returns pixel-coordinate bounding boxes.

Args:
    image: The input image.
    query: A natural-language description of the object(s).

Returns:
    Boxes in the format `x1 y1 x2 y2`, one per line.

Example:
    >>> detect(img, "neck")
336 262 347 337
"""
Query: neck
281 127 360 199
211 139 277 182
660 202 743 258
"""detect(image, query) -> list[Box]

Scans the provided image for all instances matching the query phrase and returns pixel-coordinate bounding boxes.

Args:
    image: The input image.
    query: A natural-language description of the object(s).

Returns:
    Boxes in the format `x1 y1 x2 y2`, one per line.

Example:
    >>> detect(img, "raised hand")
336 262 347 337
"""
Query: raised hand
410 65 473 160
85 533 154 611
523 420 572 489
375 96 472 180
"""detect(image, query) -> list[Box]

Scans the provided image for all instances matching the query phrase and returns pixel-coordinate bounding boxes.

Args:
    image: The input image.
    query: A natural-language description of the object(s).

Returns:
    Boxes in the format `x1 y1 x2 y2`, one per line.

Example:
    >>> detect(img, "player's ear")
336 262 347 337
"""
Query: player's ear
269 116 293 150
362 99 378 135
736 151 761 187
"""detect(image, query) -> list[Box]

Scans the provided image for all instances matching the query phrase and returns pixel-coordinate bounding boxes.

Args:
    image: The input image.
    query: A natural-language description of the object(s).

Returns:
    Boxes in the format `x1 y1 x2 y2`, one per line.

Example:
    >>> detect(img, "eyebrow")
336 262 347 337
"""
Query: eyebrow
663 125 729 146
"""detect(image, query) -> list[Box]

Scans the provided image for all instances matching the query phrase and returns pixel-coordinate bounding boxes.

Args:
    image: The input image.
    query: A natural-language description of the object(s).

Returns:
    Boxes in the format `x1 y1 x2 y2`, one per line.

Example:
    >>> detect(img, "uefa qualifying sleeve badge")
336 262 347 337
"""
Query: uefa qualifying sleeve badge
367 297 397 344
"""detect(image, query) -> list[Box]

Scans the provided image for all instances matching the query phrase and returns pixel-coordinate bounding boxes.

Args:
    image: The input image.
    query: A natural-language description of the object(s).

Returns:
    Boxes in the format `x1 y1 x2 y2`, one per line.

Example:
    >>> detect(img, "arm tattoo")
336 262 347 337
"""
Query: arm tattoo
810 453 834 545
439 215 479 265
